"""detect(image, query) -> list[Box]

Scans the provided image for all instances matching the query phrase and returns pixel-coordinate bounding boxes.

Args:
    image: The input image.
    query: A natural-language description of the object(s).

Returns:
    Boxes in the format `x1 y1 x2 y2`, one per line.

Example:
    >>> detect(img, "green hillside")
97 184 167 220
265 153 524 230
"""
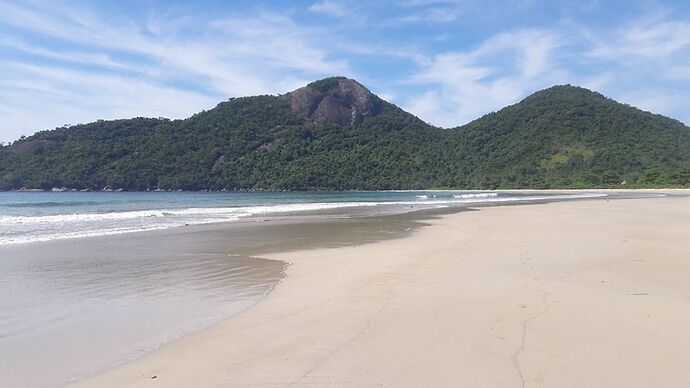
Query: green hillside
441 85 690 188
1 78 688 190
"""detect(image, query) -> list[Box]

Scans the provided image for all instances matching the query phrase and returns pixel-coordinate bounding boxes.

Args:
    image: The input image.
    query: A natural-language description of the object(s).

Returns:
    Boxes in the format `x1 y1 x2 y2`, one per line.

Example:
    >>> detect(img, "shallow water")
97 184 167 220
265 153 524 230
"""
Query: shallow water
0 190 607 246
0 190 619 387
0 240 285 387
0 208 435 388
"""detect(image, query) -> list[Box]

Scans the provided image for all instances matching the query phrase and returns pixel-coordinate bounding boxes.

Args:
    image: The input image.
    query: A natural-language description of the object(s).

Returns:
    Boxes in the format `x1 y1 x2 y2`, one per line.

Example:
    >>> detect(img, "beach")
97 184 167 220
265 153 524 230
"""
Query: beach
70 193 690 388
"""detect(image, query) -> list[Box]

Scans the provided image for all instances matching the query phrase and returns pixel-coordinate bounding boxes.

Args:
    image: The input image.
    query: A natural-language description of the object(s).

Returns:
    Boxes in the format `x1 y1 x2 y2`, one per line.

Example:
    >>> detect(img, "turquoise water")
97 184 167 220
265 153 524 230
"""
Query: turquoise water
0 191 606 246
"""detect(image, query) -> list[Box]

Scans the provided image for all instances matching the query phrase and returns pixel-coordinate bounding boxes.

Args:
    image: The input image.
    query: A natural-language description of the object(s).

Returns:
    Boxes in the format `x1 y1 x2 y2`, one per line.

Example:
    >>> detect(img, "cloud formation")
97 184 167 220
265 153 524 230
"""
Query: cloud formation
402 10 690 128
0 0 688 142
404 29 565 127
0 1 346 141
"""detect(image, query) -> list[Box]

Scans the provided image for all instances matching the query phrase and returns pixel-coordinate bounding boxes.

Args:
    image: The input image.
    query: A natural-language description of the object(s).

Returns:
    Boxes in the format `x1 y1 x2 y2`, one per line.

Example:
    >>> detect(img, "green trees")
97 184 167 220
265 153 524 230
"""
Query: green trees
0 81 688 191
443 85 690 188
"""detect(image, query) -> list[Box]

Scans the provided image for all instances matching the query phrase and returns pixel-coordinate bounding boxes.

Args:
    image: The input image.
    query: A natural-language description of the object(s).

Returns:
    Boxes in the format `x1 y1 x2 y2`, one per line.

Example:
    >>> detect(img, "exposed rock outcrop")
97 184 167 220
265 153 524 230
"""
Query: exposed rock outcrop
286 77 382 126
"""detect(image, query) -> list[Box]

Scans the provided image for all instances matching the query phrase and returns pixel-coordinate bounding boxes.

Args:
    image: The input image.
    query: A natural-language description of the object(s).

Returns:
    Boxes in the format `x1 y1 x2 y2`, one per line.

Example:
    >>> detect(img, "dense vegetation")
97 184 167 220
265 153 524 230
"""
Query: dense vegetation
440 86 690 188
1 78 689 190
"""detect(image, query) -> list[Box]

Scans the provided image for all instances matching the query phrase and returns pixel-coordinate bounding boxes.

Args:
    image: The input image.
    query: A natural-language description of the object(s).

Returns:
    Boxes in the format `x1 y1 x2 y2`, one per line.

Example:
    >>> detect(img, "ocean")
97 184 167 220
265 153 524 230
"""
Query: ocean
0 190 606 246
0 190 608 387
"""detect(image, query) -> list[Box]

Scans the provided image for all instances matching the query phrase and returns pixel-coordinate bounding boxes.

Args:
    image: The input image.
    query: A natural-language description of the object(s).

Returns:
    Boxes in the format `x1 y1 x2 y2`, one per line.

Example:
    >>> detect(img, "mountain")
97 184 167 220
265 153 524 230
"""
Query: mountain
440 85 690 188
0 77 688 190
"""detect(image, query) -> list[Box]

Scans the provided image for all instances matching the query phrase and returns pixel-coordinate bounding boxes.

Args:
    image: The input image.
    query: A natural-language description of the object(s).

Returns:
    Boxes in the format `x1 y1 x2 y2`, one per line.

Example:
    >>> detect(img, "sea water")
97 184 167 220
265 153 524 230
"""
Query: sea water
0 190 607 387
0 190 606 246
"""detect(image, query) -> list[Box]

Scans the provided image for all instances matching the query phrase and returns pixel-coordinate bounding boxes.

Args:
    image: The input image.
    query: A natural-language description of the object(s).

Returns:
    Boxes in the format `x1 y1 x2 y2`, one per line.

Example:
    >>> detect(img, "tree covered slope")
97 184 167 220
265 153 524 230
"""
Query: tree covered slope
1 78 688 190
441 85 690 188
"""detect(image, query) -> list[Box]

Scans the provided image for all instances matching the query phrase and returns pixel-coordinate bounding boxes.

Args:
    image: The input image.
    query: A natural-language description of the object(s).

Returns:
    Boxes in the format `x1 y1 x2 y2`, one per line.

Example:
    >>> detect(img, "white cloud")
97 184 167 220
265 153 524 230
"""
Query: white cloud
0 2 349 142
404 29 565 127
612 88 690 124
0 61 220 140
402 11 690 128
1 0 689 142
0 37 138 72
588 19 690 61
383 6 462 25
579 14 690 124
583 15 690 84
309 1 351 19
399 0 464 6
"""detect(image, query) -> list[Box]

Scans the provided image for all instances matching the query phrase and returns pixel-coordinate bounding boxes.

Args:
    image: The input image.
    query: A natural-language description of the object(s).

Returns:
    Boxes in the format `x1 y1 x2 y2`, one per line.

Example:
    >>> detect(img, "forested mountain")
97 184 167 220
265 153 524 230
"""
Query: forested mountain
1 77 689 190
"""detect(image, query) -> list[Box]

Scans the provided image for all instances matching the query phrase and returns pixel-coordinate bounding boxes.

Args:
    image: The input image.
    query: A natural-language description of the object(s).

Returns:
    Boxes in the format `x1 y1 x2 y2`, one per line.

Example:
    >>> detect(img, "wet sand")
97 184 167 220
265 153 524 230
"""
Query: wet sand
1 210 437 388
73 193 690 388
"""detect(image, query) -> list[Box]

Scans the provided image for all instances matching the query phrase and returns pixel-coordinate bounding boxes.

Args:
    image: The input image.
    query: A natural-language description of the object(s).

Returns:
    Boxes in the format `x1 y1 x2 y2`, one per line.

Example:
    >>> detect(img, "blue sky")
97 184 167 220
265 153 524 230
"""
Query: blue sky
1 0 690 143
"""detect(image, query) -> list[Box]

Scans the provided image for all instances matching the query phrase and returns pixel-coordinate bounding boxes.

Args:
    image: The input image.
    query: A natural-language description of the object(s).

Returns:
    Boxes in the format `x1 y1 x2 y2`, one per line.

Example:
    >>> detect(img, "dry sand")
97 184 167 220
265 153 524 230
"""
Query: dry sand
74 195 690 388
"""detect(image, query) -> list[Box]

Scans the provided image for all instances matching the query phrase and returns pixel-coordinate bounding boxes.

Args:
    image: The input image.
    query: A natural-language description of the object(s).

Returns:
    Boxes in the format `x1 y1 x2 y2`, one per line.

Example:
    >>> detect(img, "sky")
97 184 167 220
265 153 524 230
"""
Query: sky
1 0 690 143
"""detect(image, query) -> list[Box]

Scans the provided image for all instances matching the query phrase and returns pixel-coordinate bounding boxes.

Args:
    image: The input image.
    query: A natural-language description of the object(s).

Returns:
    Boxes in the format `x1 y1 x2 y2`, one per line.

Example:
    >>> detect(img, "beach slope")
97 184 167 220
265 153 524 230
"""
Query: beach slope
74 195 690 388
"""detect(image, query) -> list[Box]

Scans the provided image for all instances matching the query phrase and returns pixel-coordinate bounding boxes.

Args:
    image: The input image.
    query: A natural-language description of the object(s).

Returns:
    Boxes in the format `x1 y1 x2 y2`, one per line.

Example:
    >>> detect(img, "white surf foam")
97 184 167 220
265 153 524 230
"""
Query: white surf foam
453 192 498 199
0 193 607 246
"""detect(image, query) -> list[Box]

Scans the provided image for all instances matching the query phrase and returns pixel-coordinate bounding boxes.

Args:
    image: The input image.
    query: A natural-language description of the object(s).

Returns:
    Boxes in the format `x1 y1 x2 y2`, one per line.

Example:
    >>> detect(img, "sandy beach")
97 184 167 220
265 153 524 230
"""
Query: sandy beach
73 194 690 388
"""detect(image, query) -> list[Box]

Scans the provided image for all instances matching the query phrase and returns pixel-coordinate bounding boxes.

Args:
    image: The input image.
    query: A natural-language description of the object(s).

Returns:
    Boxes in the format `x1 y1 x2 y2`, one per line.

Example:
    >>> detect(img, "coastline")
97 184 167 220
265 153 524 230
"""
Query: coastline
0 207 432 388
72 192 690 387
0 189 617 247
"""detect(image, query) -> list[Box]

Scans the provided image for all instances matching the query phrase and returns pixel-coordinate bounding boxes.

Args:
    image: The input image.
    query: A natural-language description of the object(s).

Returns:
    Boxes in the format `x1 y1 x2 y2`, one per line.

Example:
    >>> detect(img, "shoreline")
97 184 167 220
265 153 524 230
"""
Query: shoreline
0 207 432 388
0 189 652 248
72 192 690 387
7 187 690 193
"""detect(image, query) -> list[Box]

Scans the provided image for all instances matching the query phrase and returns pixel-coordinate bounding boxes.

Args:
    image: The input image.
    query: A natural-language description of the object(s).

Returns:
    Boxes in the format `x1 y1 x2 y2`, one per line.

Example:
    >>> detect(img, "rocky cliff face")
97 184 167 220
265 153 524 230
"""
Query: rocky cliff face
286 77 382 126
